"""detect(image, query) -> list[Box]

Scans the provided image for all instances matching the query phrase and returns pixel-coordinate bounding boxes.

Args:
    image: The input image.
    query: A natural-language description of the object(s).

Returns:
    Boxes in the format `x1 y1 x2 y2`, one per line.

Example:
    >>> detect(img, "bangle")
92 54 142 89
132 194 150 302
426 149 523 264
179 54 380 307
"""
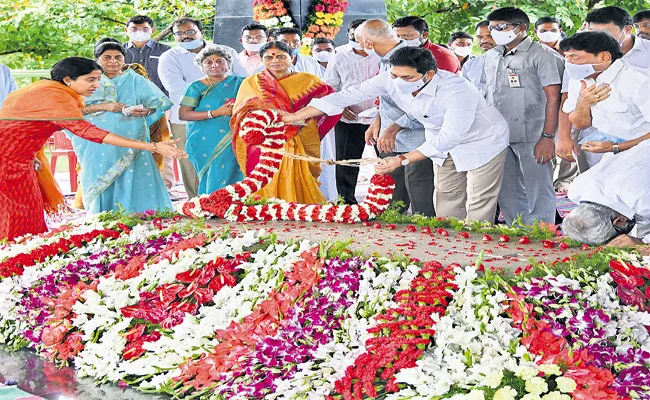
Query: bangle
82 106 91 114
151 142 157 153
207 110 214 119
541 132 555 139
146 108 152 116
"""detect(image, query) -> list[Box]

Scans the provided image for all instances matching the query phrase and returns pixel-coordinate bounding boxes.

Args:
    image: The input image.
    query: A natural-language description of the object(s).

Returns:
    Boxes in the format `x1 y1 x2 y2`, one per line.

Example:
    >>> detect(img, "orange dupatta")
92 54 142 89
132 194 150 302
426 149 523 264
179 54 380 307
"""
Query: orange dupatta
230 70 340 204
35 147 69 216
0 80 84 121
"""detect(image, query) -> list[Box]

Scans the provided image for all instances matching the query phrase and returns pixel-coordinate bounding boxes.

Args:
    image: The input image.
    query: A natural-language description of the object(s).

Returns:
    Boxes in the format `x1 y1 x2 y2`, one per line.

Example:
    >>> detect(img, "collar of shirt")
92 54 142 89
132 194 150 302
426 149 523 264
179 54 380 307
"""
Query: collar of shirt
496 36 533 56
380 40 408 63
416 72 443 98
126 39 155 49
241 49 260 57
595 59 625 85
628 34 650 56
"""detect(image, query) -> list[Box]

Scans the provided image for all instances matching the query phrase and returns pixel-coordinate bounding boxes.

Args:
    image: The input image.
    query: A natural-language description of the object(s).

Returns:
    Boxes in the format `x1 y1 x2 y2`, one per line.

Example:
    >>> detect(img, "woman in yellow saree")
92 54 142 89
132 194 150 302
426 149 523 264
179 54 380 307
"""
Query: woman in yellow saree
231 41 340 204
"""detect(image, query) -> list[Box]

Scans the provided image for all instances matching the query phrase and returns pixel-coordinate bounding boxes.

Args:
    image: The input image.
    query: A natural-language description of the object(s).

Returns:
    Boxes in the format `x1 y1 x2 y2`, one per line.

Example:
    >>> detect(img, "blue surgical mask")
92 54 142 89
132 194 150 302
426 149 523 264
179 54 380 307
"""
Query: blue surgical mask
179 39 203 50
291 48 301 56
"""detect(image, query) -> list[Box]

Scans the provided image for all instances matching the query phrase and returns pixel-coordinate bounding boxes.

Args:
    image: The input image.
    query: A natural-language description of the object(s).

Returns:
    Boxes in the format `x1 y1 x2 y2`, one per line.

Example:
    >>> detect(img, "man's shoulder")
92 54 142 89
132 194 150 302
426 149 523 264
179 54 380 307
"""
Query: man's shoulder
151 41 172 52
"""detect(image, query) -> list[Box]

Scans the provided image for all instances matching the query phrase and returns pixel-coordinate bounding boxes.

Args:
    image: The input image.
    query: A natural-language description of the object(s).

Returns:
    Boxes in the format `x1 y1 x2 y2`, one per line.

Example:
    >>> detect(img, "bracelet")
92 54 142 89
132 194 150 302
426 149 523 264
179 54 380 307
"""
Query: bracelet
146 108 152 116
152 142 158 153
541 132 555 139
82 106 91 114
207 110 214 119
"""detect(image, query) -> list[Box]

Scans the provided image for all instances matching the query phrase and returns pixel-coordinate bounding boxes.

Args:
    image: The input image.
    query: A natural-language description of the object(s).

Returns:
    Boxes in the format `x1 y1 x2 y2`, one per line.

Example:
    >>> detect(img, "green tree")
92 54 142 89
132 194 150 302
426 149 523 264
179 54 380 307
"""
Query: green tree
385 0 648 44
0 0 215 69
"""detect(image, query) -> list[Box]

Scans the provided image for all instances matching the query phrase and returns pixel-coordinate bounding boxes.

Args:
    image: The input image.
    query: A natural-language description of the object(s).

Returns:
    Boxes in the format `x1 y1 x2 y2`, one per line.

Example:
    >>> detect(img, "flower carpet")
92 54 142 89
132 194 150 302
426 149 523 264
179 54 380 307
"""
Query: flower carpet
0 210 649 400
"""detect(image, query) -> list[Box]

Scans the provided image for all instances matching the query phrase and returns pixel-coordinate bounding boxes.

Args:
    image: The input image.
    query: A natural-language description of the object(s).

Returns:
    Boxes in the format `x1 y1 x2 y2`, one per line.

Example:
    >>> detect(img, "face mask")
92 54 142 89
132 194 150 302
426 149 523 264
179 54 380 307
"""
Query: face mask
404 37 423 47
393 74 428 94
349 40 362 50
243 42 265 52
291 48 301 56
490 27 519 46
453 46 472 57
364 44 379 57
313 51 333 63
129 31 151 42
616 31 626 47
537 31 561 43
179 38 203 50
565 61 604 80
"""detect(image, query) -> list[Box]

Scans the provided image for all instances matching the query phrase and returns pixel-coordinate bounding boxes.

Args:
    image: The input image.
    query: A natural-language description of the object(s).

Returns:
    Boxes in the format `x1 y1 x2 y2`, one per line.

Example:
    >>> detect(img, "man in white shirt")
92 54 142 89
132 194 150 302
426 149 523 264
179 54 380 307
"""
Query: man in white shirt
634 10 650 40
273 27 324 77
324 29 380 204
563 140 650 246
311 37 335 76
462 21 496 95
562 31 650 157
158 17 248 199
282 47 510 222
556 6 650 168
239 23 267 75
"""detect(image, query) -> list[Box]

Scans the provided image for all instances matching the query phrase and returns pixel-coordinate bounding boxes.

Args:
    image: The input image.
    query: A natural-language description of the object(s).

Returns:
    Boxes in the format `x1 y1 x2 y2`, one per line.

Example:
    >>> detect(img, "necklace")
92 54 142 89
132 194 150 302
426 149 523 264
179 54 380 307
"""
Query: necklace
206 76 214 85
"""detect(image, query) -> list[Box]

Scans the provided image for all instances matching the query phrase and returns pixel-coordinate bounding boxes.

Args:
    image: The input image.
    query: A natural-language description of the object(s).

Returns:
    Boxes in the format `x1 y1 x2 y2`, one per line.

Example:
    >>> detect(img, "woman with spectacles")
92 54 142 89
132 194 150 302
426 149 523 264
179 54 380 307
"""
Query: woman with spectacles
231 41 341 204
178 46 244 195
66 38 175 214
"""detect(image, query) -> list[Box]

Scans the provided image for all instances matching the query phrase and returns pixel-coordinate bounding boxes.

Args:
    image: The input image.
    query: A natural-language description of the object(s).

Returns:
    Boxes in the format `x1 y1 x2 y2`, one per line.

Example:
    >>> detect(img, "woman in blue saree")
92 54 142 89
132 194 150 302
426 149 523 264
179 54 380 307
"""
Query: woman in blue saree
69 40 173 213
179 46 244 195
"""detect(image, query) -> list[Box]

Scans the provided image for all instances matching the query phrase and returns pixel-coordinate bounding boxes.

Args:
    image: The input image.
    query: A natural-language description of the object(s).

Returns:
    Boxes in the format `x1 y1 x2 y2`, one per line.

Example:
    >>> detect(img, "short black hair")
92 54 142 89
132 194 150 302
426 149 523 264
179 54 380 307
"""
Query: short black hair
449 31 472 43
242 23 268 34
274 27 302 38
389 47 438 74
634 10 650 23
560 31 624 61
172 17 203 33
487 7 530 27
392 16 429 34
535 16 561 29
267 28 279 40
348 19 367 32
475 20 490 30
259 41 293 57
51 57 103 84
127 15 154 27
313 37 335 47
93 38 126 59
585 6 633 30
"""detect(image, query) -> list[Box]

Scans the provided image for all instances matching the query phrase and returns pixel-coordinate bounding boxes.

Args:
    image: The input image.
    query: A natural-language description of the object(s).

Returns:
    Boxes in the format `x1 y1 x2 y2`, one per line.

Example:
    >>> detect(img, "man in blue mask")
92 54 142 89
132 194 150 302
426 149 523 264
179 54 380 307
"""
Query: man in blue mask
271 27 324 78
158 17 248 199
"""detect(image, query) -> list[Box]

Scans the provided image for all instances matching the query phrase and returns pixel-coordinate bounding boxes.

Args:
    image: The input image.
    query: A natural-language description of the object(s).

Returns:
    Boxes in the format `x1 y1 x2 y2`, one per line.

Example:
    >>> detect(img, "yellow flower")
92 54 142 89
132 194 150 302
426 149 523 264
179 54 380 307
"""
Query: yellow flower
315 19 324 25
315 11 325 18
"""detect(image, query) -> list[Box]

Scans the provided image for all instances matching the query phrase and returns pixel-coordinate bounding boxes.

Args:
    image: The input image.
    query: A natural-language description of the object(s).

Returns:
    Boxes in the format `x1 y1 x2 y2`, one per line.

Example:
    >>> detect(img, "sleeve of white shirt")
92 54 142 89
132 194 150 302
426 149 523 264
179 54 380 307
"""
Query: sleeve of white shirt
309 72 389 115
158 53 188 95
417 86 478 158
634 80 650 122
324 58 342 91
230 51 251 77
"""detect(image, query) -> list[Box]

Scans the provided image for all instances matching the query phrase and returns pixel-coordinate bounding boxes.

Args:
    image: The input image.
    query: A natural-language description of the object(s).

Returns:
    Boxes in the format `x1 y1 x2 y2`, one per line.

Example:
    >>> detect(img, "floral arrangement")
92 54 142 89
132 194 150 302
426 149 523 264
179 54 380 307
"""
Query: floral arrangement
253 0 295 29
0 211 649 399
304 0 350 41
178 109 396 224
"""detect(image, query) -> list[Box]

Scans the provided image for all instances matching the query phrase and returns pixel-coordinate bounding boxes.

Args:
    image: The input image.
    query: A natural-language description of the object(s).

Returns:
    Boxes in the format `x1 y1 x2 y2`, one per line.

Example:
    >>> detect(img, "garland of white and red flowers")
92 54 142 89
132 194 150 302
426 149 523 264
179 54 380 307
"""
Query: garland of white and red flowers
179 109 395 223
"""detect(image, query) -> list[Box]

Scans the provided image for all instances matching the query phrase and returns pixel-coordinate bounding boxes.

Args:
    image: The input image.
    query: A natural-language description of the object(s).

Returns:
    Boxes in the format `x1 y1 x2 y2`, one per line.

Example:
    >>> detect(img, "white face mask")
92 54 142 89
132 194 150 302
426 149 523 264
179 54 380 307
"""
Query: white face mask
490 27 520 46
243 42 265 53
403 37 423 47
364 43 379 57
564 61 607 80
392 75 428 94
129 31 152 43
537 31 561 43
179 38 203 50
349 40 362 50
453 46 472 57
313 51 334 63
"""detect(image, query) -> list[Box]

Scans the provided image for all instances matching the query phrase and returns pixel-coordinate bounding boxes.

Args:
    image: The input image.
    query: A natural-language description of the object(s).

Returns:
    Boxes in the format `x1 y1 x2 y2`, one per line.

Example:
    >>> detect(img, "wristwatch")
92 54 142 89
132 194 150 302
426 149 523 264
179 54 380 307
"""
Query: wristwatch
613 144 620 154
398 155 410 166
541 132 555 139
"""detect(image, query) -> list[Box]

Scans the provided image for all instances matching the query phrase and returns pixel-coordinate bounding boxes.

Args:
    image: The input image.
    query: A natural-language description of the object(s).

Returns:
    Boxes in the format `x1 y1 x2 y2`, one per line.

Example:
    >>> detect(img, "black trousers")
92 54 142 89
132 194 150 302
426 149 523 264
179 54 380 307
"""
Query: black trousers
335 121 368 204
377 150 435 217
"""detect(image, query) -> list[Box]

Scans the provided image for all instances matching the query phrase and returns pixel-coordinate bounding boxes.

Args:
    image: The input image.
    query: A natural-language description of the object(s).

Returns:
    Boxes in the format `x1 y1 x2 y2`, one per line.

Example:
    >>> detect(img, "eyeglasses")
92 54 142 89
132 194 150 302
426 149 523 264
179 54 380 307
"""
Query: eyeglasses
173 29 198 37
489 23 520 32
262 54 289 62
243 35 266 42
634 22 650 30
100 55 125 62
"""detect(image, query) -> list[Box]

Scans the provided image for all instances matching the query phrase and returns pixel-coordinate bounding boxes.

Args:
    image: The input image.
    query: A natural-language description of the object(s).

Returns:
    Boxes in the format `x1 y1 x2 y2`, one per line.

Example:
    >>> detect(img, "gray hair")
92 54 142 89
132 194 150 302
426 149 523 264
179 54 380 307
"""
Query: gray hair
562 203 619 245
357 19 399 42
194 45 232 68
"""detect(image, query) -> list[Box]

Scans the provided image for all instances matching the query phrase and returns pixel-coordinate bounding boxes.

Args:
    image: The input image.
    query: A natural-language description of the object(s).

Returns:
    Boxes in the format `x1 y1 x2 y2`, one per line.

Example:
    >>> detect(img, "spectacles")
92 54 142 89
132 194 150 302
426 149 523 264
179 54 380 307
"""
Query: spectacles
489 23 519 32
173 29 198 37
243 35 266 42
613 217 637 235
634 22 650 30
262 54 289 62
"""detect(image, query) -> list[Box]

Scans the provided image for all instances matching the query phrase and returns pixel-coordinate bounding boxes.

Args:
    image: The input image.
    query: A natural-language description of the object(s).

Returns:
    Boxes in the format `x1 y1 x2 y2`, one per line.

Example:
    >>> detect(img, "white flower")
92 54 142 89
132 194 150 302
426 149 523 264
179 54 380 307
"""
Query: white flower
538 363 561 376
525 376 548 395
555 377 577 393
541 392 571 400
483 369 504 388
493 386 517 400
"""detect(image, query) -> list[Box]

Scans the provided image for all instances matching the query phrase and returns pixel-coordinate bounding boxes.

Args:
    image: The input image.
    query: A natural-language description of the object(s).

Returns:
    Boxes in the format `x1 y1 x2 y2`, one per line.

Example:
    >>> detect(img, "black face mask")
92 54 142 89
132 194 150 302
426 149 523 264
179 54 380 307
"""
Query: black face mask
613 217 636 235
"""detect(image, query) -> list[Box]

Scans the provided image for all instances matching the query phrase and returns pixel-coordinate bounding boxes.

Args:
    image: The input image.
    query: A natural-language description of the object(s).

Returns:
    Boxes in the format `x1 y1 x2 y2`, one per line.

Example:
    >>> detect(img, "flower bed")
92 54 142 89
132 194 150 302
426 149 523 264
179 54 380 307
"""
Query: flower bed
0 213 649 399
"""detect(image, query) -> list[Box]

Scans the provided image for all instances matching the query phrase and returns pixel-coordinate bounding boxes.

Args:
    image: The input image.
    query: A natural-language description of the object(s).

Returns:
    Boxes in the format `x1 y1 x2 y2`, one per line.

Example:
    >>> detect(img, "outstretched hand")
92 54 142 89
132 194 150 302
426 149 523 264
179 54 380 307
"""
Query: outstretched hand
155 139 187 159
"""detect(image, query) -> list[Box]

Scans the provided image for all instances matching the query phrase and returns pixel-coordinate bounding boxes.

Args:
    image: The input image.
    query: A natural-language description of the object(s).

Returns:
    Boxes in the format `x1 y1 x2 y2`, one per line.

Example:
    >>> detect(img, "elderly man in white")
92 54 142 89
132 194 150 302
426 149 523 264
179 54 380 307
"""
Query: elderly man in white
282 47 510 223
563 140 650 246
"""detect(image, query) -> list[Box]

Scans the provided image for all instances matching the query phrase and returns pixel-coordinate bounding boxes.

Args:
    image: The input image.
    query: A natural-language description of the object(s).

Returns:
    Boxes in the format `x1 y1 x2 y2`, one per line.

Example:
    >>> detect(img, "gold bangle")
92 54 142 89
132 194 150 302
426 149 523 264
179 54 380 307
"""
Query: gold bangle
152 142 157 153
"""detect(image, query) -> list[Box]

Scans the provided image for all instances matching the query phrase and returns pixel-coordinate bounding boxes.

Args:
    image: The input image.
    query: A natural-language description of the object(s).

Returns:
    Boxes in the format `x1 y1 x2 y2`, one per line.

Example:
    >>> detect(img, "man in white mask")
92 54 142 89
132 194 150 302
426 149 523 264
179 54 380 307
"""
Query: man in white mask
484 7 564 225
123 15 171 95
311 37 336 75
239 23 268 75
535 17 564 55
448 31 474 69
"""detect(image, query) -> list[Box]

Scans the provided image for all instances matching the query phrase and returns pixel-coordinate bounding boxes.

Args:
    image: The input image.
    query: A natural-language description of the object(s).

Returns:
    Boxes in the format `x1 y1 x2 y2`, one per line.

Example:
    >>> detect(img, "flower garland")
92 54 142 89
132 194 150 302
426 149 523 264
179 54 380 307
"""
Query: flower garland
179 109 395 224
253 0 295 29
304 0 349 41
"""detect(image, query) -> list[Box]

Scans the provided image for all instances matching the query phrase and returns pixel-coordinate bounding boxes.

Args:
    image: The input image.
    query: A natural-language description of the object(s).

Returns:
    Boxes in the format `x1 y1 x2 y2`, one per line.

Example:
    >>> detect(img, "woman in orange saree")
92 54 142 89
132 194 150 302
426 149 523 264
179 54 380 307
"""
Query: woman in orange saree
231 41 340 204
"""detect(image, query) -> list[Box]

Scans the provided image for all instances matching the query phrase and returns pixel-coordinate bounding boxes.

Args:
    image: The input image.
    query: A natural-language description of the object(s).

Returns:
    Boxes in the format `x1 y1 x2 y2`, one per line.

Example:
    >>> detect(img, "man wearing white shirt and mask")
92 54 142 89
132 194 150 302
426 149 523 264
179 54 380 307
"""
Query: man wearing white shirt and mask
239 23 268 75
311 37 336 76
448 31 474 69
158 17 248 199
282 47 510 222
324 22 380 204
563 140 650 247
561 31 650 157
535 17 564 55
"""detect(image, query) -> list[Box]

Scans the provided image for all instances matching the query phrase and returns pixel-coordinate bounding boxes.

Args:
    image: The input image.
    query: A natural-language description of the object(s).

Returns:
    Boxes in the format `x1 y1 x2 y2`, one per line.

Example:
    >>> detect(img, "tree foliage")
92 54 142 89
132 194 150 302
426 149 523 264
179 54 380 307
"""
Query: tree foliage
385 0 649 43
